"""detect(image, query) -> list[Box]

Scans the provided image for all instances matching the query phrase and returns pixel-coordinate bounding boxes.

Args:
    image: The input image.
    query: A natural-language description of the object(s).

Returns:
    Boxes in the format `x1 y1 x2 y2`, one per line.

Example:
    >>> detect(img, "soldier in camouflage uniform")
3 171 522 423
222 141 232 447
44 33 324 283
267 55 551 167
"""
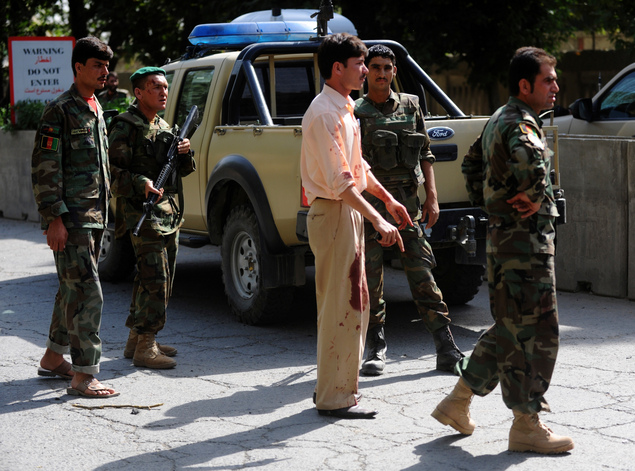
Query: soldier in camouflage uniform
354 45 463 376
97 72 130 108
431 47 574 454
109 67 195 369
32 37 119 398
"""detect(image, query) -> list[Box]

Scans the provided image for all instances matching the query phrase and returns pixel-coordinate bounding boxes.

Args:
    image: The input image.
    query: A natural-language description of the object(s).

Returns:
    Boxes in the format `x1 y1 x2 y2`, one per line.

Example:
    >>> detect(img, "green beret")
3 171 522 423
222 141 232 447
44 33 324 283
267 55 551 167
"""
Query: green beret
130 66 166 82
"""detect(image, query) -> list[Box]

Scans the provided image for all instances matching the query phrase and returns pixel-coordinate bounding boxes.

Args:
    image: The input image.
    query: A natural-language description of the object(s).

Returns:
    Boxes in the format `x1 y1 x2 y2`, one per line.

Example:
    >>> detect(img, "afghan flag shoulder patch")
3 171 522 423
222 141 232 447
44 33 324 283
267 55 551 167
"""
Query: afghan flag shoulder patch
40 135 60 152
39 123 61 151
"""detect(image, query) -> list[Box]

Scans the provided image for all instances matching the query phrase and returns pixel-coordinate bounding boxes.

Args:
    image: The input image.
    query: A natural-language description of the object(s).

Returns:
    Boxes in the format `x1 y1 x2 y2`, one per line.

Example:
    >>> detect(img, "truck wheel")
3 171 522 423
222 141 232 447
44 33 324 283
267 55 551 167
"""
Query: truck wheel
98 225 136 282
221 206 294 325
432 248 485 305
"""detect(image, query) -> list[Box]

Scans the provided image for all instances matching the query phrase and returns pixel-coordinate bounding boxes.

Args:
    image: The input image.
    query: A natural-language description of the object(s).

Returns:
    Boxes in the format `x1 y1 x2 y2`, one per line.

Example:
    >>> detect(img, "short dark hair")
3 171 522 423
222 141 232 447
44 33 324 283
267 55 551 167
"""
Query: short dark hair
317 33 368 80
106 71 118 80
508 47 556 95
71 37 113 77
366 44 396 66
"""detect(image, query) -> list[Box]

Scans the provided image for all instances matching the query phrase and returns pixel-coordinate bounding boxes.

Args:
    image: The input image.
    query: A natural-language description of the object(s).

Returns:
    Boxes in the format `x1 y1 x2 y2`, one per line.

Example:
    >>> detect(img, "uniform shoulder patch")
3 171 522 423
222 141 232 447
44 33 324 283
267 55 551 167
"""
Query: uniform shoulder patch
518 123 544 150
40 123 61 151
40 134 60 152
40 124 60 136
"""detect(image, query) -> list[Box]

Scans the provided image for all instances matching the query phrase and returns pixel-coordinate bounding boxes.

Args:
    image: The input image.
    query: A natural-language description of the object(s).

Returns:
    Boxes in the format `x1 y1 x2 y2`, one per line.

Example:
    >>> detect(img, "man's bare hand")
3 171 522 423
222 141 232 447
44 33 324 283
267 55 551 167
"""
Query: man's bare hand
144 180 164 199
385 199 413 231
44 216 68 252
507 192 540 218
420 196 440 230
177 138 190 154
373 218 405 252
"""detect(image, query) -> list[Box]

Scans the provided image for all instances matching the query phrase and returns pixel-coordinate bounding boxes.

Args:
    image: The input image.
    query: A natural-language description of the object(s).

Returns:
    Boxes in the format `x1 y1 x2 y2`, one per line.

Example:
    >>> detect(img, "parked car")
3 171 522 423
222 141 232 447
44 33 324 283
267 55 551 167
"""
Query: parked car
554 63 635 137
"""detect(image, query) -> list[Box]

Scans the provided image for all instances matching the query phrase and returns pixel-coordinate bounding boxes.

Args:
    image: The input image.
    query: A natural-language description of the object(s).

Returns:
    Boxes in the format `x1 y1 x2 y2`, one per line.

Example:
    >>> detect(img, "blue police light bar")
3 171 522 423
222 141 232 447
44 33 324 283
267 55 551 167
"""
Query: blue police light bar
188 21 326 47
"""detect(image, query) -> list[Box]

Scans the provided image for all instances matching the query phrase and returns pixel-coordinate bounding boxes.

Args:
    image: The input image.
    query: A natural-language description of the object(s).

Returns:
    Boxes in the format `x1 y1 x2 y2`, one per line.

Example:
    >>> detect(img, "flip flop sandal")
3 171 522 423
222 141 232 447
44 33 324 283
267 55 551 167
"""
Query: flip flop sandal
37 360 73 379
66 378 120 398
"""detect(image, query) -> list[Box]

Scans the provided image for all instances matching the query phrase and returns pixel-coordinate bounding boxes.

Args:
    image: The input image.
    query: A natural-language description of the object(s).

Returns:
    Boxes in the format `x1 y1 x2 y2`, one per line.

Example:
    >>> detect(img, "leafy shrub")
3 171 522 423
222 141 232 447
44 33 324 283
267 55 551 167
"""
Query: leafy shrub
0 100 47 131
0 105 11 130
0 96 134 131
101 96 133 115
101 96 133 127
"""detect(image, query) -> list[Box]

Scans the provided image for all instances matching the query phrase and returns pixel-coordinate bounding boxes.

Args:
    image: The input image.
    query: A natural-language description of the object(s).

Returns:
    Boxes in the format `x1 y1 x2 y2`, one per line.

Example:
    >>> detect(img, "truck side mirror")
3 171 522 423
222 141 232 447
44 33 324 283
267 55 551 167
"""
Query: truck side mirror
570 98 594 122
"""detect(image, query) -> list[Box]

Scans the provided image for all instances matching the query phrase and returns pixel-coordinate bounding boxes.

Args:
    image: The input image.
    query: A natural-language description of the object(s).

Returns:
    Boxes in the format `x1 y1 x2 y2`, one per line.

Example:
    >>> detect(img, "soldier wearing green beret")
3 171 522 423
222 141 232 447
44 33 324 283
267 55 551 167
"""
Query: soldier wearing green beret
32 37 119 398
109 66 196 369
432 47 574 454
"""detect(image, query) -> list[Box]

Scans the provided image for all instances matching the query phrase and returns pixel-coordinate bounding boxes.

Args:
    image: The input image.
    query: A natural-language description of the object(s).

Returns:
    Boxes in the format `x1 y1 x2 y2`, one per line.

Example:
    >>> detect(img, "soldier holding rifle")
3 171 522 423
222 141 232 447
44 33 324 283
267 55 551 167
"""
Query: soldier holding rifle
109 67 196 369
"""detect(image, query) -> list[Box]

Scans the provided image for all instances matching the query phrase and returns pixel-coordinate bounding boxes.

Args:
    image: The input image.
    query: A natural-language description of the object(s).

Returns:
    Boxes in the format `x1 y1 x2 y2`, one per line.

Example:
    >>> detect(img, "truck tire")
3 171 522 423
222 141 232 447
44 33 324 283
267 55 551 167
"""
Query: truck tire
432 247 485 305
221 206 294 325
98 225 136 282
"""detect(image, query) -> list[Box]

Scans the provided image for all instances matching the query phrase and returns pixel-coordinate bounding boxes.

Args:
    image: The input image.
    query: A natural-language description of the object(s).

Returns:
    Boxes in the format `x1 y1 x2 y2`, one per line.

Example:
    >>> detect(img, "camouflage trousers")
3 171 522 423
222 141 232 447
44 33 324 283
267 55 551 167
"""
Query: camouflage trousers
456 252 559 414
47 229 104 374
364 222 450 333
125 228 178 335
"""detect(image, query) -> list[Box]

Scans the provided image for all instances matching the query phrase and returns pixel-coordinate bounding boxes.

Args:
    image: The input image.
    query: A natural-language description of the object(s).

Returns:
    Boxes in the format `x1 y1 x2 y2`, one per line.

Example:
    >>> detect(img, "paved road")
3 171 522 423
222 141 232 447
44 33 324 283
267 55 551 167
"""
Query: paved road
1 217 634 470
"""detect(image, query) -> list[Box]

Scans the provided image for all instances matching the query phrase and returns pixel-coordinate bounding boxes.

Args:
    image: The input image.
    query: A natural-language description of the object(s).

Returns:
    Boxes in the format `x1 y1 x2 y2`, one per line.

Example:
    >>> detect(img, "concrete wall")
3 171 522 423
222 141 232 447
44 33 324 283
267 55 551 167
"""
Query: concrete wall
0 130 39 223
555 136 635 300
1 130 633 300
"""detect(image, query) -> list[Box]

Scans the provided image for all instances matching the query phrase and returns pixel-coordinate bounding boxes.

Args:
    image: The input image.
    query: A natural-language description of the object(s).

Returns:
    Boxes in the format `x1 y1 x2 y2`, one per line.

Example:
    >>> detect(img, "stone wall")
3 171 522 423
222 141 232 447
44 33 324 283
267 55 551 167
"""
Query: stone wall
555 136 635 300
0 130 38 222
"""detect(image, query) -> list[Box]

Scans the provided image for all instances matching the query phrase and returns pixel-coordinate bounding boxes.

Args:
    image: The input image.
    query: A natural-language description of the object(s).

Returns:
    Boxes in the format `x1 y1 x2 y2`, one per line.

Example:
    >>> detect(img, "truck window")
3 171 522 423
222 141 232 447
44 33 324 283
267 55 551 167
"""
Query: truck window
598 70 635 120
175 68 215 126
239 60 319 124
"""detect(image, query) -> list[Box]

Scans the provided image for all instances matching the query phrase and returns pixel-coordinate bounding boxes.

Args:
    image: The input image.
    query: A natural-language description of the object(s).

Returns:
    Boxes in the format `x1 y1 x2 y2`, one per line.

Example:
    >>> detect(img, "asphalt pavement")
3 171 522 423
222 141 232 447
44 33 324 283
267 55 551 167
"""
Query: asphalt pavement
1 217 634 470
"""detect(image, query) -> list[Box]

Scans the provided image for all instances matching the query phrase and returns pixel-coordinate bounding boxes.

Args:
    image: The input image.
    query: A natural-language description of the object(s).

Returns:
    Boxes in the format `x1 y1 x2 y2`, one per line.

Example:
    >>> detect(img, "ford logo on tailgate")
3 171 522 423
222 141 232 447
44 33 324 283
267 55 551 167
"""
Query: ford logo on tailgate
427 126 455 140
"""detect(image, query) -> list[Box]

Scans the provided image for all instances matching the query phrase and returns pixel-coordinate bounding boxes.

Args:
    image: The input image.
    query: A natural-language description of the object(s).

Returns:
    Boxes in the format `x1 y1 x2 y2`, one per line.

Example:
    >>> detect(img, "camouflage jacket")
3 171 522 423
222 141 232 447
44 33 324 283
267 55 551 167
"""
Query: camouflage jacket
355 91 434 222
108 104 196 236
97 89 130 107
462 96 559 255
31 83 110 230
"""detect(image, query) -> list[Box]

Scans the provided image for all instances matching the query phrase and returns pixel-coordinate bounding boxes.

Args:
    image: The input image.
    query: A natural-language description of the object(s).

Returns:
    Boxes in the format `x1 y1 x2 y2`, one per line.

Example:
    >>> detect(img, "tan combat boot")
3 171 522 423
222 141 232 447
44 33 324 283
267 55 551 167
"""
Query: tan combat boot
133 333 177 369
124 330 177 359
508 410 574 454
431 377 476 435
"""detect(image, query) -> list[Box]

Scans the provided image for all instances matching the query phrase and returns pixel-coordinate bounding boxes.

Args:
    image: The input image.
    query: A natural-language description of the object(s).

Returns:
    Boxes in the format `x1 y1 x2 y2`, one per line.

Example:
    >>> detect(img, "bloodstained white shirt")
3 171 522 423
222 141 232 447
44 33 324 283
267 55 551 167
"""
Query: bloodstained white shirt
301 84 370 204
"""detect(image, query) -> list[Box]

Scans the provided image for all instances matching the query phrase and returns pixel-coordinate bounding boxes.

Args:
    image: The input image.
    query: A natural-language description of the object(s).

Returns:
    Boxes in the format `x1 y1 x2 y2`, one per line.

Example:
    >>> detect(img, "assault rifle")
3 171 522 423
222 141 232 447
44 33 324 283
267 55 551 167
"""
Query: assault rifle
132 105 199 237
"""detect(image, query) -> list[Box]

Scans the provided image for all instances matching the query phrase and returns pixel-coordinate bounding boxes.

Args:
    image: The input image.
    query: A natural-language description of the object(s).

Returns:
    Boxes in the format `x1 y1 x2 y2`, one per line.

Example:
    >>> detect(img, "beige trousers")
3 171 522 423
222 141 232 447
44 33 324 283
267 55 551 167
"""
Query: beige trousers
308 199 370 410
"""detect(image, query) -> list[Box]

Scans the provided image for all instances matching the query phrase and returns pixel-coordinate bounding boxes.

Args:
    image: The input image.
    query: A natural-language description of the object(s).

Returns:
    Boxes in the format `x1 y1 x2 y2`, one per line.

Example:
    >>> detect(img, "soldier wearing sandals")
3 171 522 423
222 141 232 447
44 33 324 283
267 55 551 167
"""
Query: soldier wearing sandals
32 37 119 398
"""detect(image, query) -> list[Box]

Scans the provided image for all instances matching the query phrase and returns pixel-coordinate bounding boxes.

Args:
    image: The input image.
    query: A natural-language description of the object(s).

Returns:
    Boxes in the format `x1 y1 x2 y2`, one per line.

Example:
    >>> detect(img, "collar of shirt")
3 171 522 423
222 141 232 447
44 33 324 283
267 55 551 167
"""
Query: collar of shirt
323 84 357 118
364 89 400 114
128 103 161 125
508 96 543 127
69 83 101 117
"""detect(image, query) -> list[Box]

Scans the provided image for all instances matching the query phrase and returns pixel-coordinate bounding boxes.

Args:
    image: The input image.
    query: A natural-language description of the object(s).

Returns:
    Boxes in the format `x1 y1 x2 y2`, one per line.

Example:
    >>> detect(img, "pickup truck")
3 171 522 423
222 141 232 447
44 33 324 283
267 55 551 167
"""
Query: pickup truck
99 20 492 325
554 62 635 137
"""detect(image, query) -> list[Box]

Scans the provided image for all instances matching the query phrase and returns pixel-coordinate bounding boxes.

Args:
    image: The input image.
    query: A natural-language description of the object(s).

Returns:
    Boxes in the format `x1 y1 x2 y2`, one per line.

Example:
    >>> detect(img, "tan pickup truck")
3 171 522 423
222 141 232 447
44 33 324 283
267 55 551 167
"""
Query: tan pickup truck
99 21 493 325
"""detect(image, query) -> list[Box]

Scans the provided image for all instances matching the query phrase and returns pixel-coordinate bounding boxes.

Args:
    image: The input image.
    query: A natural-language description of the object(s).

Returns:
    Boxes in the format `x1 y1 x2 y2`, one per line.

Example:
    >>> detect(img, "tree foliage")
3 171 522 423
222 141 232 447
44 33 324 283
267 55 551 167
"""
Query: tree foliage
2 0 635 110
340 0 635 110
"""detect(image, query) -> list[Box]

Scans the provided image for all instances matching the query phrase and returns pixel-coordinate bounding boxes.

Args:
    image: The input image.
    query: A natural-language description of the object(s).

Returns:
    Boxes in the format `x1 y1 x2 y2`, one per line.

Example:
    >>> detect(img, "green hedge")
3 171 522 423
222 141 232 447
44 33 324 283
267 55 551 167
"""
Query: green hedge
0 98 132 131
0 100 46 131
